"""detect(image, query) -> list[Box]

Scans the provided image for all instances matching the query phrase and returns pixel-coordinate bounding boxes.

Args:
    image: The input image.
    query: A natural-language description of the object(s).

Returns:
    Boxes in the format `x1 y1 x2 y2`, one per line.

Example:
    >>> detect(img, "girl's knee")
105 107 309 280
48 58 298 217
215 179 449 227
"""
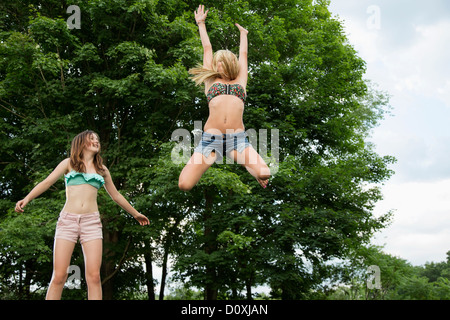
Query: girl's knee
51 270 68 286
86 271 101 285
178 179 194 192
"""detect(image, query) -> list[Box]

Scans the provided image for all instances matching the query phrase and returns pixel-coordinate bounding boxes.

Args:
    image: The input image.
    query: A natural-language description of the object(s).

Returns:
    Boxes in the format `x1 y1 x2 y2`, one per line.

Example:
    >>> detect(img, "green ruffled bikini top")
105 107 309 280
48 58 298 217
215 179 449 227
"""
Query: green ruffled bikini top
65 170 105 189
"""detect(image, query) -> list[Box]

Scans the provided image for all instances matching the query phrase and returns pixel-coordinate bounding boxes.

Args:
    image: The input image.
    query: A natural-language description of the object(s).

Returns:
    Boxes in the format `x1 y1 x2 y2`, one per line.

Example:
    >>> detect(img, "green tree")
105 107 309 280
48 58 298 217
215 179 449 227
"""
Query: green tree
319 247 450 300
1 0 197 299
394 251 450 300
1 0 394 300
171 0 395 300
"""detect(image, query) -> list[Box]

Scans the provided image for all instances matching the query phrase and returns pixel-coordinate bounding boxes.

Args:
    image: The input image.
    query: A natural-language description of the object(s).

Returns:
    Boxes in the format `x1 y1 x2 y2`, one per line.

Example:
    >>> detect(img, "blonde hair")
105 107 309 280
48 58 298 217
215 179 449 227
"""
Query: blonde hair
189 50 240 86
70 130 105 174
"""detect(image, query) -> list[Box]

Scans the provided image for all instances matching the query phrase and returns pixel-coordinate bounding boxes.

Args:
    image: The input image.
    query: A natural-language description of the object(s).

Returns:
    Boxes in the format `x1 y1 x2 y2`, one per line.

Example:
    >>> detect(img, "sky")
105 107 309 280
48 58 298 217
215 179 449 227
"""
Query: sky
328 0 450 265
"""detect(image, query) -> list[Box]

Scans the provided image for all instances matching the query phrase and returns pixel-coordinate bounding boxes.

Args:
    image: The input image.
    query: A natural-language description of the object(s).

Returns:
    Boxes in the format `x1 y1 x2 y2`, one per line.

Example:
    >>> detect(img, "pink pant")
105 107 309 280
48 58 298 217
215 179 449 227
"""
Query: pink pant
55 211 103 244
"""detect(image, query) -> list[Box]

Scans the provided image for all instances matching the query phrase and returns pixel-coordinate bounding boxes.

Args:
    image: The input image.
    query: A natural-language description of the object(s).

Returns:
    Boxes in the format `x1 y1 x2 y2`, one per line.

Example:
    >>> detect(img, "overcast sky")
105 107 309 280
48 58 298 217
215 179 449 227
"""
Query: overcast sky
328 0 450 265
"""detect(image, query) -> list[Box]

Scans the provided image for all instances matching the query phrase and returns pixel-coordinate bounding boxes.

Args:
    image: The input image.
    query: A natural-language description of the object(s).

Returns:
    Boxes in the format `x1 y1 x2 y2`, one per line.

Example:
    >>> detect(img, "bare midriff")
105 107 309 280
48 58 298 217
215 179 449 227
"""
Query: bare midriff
63 184 99 214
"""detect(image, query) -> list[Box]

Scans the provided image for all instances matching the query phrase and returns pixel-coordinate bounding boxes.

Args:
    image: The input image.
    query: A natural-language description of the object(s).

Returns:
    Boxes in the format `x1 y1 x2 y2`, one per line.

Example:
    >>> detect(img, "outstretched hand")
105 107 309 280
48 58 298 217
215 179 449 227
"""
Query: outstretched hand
195 4 209 24
15 198 28 213
235 23 248 34
134 212 150 226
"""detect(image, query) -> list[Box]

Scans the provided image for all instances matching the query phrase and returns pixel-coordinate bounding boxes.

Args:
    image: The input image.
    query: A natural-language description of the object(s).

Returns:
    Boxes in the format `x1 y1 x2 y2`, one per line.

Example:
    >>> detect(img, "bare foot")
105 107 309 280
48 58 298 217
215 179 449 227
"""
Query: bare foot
257 178 269 189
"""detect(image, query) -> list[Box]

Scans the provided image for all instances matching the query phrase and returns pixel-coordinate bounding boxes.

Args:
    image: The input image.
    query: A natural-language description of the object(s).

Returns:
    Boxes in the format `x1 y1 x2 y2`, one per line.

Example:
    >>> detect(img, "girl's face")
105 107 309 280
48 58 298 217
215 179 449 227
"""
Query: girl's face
85 133 100 154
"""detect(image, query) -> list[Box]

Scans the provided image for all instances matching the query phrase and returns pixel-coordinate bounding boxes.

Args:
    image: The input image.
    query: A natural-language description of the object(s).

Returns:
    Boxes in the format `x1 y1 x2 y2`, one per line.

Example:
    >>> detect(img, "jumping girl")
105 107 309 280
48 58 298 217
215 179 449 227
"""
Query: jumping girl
178 5 271 191
14 130 149 300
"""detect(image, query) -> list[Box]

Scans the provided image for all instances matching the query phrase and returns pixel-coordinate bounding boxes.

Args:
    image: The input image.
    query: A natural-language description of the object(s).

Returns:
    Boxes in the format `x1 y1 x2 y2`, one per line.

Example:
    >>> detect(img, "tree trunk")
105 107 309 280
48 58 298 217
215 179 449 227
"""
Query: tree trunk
101 229 119 300
159 249 169 300
159 215 182 300
144 246 155 300
246 278 252 300
203 189 218 300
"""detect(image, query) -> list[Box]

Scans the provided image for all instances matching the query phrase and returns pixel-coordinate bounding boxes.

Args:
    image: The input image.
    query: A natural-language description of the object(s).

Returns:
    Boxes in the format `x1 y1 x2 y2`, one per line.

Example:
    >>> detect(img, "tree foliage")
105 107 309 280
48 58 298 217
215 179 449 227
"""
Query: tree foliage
321 247 450 300
1 0 396 299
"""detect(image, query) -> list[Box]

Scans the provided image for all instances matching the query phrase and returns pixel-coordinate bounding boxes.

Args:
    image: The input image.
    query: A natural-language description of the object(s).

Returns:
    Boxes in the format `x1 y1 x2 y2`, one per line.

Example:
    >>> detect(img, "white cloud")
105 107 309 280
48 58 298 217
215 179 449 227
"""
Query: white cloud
329 0 450 265
342 12 449 97
386 21 450 107
373 180 450 264
332 1 450 179
371 128 450 182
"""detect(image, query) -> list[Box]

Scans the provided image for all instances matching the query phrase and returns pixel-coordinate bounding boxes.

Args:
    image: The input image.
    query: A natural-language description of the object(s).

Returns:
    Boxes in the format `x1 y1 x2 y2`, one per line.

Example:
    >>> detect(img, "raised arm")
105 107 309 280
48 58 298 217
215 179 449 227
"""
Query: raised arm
195 5 213 68
235 23 248 86
102 166 150 226
15 158 70 213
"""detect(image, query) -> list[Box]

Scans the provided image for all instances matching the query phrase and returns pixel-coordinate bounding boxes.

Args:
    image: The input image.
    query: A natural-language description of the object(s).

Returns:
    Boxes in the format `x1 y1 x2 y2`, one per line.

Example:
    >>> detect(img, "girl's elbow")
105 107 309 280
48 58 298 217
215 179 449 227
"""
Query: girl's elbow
40 179 53 191
203 45 213 54
110 193 121 203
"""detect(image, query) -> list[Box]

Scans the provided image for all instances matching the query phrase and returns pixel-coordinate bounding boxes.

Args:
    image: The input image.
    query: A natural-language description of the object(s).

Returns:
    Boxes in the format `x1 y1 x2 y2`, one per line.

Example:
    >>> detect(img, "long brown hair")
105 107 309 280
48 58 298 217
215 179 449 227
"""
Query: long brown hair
69 130 105 175
189 50 240 85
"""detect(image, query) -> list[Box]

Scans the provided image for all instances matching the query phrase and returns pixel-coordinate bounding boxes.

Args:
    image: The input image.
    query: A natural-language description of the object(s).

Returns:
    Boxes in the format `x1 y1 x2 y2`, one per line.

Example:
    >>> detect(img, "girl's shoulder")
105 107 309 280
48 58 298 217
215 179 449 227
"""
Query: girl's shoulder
61 158 71 174
204 78 217 94
100 165 110 177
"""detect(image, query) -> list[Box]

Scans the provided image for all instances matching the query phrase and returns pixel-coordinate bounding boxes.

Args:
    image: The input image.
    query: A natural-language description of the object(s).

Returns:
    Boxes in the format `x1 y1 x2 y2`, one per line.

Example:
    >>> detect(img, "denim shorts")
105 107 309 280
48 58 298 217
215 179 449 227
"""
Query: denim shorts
54 211 103 244
194 131 251 163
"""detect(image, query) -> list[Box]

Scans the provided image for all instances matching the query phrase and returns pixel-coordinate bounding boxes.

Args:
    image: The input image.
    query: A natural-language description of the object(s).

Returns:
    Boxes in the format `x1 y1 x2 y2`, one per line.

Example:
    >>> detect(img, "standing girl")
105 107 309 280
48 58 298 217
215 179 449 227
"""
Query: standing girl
178 5 271 191
15 130 149 300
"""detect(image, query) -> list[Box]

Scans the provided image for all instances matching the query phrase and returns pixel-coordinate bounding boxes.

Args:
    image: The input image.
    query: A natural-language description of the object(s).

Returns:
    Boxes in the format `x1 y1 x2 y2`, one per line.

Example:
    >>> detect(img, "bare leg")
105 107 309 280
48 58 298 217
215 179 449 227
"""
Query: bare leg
46 239 76 300
81 239 103 300
229 146 271 188
178 151 217 191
